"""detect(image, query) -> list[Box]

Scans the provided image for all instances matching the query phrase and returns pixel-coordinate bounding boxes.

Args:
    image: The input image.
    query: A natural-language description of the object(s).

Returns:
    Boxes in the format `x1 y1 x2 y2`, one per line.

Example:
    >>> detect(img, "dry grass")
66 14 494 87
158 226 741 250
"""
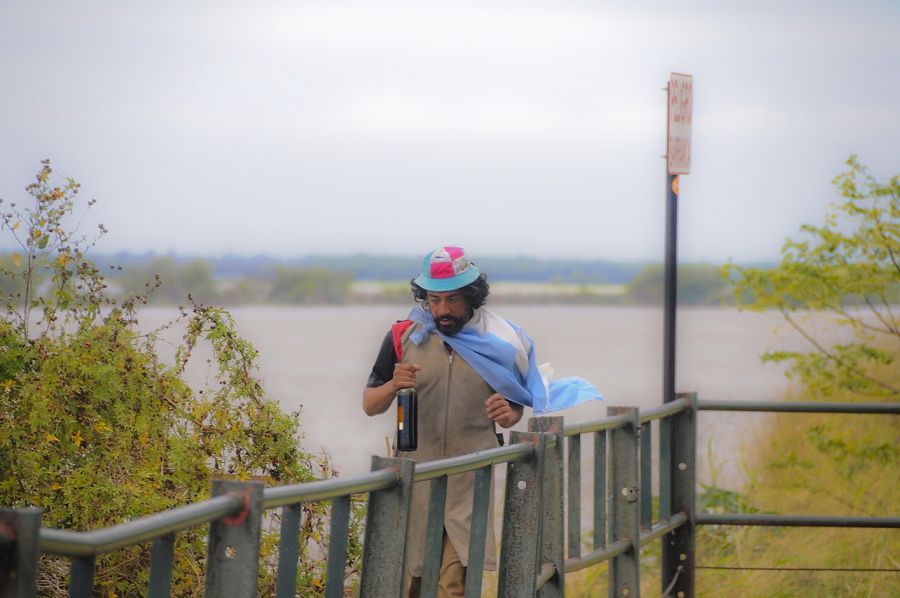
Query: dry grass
694 356 900 598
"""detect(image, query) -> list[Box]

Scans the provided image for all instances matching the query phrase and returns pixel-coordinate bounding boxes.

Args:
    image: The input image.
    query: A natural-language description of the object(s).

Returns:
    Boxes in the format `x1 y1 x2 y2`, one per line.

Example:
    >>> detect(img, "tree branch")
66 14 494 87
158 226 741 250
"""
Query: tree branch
780 308 900 395
863 295 900 338
832 302 896 338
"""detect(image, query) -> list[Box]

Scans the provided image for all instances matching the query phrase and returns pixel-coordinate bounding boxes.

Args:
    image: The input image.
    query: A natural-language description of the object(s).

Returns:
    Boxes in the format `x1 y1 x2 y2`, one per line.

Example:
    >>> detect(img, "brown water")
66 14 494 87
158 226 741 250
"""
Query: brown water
139 304 831 489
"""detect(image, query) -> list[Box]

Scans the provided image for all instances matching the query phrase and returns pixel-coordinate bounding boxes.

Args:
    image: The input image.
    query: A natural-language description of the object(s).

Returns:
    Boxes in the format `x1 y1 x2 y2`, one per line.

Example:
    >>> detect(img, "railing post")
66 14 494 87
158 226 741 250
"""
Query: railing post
659 416 672 520
148 533 175 598
325 496 352 598
359 456 415 598
421 475 448 597
662 392 696 597
204 480 265 598
0 507 41 598
594 429 607 550
608 406 640 598
498 431 543 598
275 504 303 598
464 465 493 597
567 434 582 560
640 420 653 529
68 557 95 597
530 416 565 597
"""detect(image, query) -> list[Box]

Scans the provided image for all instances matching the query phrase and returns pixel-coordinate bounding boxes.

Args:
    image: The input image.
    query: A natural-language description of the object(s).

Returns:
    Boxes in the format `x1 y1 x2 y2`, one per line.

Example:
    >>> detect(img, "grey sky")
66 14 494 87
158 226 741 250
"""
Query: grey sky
1 1 897 262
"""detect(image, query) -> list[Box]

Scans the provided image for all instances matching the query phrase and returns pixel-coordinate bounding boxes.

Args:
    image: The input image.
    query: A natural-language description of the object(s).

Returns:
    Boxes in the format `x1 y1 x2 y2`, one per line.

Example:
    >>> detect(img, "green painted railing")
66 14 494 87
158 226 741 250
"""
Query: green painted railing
1 395 898 597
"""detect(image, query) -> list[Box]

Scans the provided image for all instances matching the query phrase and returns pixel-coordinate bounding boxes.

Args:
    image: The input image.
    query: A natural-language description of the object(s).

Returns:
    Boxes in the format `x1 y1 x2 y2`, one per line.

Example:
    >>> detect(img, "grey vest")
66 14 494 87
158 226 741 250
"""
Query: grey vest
399 322 499 575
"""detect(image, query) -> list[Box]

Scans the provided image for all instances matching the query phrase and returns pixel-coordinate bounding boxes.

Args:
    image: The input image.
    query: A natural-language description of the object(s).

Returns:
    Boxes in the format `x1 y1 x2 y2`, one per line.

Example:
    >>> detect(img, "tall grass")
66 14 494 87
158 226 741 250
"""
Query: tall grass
695 358 900 597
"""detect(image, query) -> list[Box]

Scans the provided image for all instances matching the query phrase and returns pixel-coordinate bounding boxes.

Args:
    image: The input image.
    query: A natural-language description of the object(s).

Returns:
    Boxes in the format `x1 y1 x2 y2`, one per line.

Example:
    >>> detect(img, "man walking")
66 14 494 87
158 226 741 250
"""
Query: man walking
363 245 601 597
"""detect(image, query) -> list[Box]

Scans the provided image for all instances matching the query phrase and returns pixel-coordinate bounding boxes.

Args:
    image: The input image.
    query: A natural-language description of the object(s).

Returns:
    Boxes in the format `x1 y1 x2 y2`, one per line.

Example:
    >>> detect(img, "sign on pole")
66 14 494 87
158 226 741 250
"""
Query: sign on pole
667 73 693 175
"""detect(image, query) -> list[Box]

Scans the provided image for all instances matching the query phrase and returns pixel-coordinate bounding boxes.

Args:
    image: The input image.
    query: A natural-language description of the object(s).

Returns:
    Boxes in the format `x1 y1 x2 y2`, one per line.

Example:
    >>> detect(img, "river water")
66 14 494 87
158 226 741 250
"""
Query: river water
138 304 834 490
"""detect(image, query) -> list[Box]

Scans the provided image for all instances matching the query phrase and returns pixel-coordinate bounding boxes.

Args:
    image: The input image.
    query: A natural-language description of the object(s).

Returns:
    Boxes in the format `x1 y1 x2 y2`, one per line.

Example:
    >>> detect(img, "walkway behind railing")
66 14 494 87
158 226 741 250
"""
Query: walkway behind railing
2 394 898 597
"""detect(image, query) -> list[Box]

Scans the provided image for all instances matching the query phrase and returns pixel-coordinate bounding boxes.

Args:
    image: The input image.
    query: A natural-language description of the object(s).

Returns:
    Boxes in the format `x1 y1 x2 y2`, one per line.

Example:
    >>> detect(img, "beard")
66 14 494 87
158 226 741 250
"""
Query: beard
434 314 467 336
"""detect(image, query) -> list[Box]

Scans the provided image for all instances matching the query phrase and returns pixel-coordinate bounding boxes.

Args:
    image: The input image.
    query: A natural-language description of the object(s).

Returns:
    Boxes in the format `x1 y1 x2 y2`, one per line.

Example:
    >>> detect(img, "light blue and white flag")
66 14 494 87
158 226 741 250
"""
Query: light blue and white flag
408 307 603 414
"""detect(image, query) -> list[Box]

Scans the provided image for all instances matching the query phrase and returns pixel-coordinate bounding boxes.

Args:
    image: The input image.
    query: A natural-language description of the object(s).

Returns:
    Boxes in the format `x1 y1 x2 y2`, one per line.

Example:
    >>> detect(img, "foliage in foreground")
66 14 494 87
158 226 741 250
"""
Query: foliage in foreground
700 156 900 596
726 155 899 399
0 161 362 596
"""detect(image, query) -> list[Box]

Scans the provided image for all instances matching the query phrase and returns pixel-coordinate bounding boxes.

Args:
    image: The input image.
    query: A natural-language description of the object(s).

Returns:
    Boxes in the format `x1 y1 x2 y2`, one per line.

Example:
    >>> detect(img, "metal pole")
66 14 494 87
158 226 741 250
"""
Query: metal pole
663 169 678 406
661 392 696 597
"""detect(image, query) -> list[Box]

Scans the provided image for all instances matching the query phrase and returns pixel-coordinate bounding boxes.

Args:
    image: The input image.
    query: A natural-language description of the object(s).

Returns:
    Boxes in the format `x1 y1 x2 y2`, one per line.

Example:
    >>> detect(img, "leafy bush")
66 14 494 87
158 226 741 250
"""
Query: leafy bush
703 157 900 596
0 161 362 596
726 156 898 398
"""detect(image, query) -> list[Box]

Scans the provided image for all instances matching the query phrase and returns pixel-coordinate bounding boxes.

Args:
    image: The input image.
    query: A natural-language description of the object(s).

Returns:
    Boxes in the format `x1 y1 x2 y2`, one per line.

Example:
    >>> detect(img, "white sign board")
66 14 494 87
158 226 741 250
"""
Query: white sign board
667 73 693 175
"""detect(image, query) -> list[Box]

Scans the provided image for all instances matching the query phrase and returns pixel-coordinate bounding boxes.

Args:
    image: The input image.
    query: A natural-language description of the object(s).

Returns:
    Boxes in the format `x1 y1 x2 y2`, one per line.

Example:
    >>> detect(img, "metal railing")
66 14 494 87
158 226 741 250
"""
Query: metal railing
559 395 696 597
694 398 900 532
2 394 898 597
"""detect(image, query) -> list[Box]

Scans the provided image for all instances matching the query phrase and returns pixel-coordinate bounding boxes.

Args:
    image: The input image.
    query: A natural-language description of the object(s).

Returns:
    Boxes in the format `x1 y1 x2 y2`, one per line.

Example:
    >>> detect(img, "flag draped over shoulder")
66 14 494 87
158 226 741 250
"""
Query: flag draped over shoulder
408 307 603 414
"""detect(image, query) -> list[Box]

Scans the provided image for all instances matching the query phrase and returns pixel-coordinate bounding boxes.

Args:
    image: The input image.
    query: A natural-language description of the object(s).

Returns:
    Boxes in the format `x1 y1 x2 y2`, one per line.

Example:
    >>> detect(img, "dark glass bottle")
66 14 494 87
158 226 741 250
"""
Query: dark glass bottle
396 388 418 451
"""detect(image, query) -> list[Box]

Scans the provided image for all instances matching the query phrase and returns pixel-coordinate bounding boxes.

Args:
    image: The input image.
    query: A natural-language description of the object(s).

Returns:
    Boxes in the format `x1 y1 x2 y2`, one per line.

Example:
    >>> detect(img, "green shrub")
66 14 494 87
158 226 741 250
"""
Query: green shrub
706 157 900 596
0 161 362 596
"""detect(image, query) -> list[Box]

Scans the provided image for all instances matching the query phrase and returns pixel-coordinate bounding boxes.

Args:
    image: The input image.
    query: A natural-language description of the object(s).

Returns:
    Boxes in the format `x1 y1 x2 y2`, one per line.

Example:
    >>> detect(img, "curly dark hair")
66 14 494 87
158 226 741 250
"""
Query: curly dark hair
411 273 491 310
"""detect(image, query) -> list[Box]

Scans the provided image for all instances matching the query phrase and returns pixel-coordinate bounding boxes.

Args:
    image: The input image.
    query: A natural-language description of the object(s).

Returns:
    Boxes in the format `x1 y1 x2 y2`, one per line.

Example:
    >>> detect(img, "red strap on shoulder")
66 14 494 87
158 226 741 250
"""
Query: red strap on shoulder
391 320 414 361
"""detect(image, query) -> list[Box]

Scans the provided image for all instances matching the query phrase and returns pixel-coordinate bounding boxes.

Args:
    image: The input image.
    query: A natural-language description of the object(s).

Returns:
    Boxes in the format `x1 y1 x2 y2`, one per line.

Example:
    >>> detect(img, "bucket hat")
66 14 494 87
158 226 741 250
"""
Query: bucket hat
414 246 481 291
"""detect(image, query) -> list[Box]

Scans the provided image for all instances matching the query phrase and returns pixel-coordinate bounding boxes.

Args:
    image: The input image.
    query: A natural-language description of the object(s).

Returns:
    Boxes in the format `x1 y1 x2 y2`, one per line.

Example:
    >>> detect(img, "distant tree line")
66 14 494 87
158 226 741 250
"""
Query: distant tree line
625 263 731 305
91 253 651 284
0 252 749 306
108 258 354 305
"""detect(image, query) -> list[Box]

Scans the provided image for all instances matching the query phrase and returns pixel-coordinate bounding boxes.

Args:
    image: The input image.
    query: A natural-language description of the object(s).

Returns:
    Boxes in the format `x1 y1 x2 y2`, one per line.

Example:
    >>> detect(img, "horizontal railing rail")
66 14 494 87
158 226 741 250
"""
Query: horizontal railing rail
565 512 689 573
414 440 536 481
698 399 900 414
639 397 690 423
38 494 245 557
38 470 403 557
264 467 398 508
24 440 551 560
697 513 900 528
561 412 631 436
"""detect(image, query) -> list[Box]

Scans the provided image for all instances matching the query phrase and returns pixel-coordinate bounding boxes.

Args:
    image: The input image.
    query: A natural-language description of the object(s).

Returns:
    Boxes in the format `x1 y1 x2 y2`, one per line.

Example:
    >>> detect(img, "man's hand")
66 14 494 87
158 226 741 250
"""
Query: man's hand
485 393 524 429
392 363 420 392
363 363 420 416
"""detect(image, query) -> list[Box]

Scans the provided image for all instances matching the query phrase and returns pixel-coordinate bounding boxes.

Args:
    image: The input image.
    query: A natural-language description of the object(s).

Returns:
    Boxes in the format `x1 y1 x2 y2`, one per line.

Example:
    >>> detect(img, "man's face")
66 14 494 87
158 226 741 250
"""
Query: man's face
426 290 471 336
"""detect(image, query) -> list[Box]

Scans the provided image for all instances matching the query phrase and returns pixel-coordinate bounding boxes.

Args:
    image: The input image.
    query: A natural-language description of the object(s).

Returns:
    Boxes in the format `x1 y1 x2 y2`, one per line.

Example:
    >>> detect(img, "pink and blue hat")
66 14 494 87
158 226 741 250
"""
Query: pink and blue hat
414 246 481 292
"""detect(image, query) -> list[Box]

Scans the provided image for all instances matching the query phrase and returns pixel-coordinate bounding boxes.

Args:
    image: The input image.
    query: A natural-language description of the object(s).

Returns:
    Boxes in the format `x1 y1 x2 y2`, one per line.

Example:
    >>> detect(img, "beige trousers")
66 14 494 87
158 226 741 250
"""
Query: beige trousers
406 531 467 598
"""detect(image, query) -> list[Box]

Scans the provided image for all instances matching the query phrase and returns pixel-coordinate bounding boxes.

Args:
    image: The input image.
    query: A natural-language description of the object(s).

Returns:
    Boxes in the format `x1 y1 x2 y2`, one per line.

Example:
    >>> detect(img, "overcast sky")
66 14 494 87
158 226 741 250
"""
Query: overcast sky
1 0 897 263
